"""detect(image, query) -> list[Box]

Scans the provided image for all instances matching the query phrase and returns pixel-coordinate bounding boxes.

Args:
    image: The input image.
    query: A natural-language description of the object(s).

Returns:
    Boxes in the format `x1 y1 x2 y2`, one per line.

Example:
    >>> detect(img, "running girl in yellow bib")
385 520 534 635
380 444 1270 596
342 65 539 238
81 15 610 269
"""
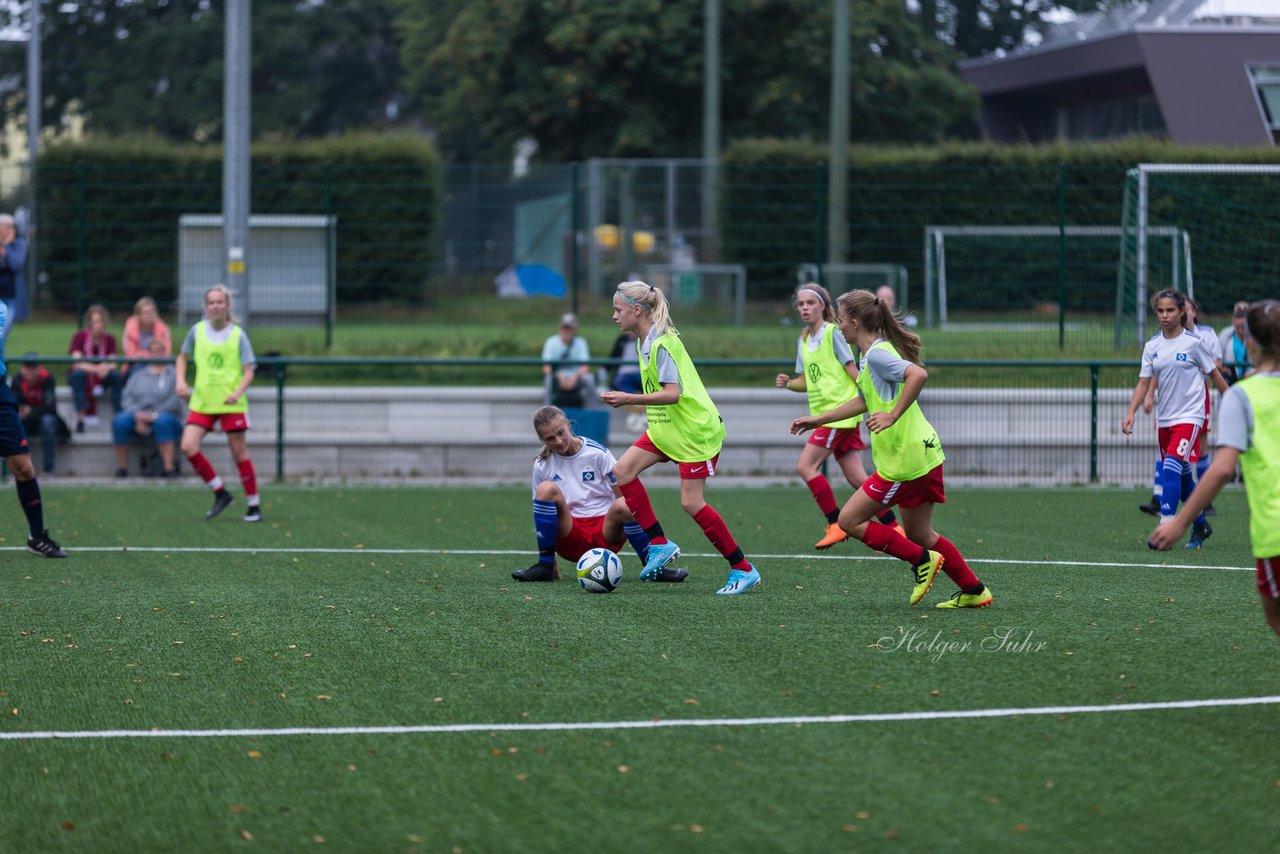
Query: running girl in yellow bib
601 280 760 595
791 289 991 608
776 282 899 549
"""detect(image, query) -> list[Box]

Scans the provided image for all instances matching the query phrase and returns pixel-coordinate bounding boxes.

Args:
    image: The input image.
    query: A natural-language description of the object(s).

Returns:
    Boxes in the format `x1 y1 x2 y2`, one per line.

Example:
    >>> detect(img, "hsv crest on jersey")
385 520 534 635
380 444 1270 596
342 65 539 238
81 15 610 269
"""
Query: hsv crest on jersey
582 471 595 482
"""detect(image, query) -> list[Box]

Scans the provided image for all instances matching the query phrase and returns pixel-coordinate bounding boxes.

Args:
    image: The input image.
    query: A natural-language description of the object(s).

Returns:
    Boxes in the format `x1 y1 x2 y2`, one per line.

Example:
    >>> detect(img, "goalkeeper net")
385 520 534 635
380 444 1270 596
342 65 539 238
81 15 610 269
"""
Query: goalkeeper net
1118 164 1280 346
637 264 747 326
924 225 1188 347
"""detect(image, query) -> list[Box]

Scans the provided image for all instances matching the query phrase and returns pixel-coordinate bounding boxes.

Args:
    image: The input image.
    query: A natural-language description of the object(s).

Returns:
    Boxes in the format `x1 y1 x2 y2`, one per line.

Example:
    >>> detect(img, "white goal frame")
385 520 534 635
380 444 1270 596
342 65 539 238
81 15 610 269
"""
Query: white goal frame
794 263 909 310
923 224 1190 330
639 263 747 327
1127 163 1280 342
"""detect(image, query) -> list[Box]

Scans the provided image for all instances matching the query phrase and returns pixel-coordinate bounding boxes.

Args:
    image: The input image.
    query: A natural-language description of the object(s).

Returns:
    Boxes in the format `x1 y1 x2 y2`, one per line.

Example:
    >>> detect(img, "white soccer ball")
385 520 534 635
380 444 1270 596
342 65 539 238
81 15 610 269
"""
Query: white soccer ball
576 548 623 594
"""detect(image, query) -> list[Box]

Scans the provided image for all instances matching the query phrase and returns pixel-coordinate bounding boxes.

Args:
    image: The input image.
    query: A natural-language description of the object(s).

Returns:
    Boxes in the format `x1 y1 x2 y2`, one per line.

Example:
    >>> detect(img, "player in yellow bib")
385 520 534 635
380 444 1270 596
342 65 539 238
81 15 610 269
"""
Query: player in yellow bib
776 282 899 549
1150 299 1280 638
175 285 261 522
600 280 760 595
791 289 992 609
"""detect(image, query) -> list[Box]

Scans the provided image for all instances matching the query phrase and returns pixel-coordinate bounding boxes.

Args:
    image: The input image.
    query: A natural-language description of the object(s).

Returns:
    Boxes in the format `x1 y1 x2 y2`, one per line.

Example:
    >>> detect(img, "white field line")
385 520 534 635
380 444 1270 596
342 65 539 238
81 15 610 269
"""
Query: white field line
4 545 1253 572
3 696 1278 742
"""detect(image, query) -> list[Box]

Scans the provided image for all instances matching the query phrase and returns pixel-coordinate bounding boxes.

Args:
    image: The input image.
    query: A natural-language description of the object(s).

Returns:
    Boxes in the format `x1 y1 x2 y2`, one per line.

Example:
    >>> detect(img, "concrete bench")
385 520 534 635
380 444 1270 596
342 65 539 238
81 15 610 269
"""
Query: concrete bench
37 385 1176 483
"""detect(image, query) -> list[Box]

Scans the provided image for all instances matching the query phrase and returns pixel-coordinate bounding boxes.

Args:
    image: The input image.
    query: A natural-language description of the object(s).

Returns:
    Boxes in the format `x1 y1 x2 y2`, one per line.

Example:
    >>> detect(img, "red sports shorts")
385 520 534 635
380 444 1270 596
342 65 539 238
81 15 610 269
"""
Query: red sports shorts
1157 423 1200 464
556 515 625 562
633 432 720 480
1257 556 1280 598
807 425 866 456
188 410 251 432
860 465 946 509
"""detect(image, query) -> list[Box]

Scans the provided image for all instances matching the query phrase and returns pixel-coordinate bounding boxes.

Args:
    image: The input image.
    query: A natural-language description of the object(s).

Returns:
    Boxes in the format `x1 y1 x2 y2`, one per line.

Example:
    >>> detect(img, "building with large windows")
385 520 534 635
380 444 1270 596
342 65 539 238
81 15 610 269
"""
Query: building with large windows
959 0 1280 146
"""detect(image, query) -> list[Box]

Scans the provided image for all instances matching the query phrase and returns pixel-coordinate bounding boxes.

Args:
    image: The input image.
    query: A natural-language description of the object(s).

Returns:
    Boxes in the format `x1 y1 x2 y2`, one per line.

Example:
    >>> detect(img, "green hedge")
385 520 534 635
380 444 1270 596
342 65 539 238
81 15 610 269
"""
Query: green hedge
718 138 1280 312
37 133 442 314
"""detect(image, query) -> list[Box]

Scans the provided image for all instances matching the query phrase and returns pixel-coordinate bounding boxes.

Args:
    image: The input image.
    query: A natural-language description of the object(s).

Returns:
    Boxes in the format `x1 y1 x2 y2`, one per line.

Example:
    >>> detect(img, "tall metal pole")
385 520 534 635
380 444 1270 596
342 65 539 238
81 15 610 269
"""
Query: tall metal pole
701 0 720 263
25 0 41 304
224 0 251 318
828 0 849 266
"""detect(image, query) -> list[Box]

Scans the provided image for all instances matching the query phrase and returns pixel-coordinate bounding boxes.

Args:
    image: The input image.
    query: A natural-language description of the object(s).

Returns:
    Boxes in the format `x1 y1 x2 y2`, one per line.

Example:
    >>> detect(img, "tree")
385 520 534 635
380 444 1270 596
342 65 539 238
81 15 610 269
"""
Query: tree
400 0 979 163
919 0 1117 59
0 0 405 142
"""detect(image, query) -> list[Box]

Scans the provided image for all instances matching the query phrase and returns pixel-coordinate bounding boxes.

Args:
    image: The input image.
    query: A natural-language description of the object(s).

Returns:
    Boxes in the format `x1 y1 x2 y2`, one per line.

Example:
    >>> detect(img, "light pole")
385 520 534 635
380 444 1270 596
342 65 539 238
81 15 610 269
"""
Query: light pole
224 0 251 318
828 0 850 268
701 0 720 263
24 0 40 304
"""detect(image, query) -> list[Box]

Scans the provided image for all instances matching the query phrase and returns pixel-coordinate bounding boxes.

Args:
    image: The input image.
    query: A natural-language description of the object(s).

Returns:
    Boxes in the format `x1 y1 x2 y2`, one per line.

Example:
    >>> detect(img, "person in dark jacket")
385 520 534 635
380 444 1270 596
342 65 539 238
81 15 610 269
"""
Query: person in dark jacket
11 353 70 475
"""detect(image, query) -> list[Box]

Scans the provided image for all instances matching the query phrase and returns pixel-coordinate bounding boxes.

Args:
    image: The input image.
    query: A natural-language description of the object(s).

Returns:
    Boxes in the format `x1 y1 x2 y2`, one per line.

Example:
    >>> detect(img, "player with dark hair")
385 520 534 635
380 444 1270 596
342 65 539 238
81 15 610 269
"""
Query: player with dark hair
1122 288 1229 548
1150 299 1280 637
791 288 991 608
0 301 66 557
776 281 898 549
1138 296 1223 517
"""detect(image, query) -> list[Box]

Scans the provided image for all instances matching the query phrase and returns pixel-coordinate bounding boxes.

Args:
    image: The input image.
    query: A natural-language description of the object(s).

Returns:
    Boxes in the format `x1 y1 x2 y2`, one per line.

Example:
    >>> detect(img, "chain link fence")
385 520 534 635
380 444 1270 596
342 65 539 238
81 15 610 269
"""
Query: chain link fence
15 157 1270 363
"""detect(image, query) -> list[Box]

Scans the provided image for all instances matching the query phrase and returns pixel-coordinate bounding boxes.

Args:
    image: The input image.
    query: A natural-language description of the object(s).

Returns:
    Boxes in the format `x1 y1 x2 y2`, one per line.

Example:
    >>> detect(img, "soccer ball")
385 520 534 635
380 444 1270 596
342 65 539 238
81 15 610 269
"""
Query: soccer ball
576 548 623 593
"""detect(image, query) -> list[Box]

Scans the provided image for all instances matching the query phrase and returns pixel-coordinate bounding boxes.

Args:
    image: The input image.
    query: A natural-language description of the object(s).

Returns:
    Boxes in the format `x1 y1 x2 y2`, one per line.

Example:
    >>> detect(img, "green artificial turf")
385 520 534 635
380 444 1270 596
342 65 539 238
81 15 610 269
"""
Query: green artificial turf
2 485 1276 851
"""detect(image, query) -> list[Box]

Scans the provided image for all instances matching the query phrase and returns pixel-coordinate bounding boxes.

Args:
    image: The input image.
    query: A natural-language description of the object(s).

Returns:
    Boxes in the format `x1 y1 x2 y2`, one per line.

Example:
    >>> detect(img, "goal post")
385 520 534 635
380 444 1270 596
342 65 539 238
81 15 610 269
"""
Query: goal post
922 225 1190 335
1119 163 1280 346
794 263 909 310
638 263 747 326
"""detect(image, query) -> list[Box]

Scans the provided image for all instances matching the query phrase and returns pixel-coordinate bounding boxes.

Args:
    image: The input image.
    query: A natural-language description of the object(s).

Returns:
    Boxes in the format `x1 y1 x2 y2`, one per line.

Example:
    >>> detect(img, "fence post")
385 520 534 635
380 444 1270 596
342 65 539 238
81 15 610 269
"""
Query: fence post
324 160 335 350
1090 363 1099 483
570 161 580 315
1057 162 1067 350
814 161 826 285
275 361 287 482
76 160 86 324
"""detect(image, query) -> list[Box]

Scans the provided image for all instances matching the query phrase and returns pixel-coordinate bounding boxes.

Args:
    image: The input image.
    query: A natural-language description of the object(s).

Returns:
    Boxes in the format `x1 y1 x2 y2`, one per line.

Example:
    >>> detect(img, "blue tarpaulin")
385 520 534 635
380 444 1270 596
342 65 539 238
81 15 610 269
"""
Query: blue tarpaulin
495 264 566 297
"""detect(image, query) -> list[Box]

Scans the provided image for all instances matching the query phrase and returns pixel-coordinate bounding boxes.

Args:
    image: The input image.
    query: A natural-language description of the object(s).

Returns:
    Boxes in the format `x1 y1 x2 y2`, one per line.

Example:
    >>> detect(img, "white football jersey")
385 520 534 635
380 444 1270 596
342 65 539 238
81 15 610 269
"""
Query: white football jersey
531 438 618 518
1195 324 1223 362
1139 329 1217 427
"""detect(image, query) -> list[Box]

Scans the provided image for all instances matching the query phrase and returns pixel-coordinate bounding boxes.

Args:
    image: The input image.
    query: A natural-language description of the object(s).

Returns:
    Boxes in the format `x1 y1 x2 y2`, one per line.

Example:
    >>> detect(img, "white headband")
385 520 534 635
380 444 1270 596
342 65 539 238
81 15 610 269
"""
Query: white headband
797 288 826 305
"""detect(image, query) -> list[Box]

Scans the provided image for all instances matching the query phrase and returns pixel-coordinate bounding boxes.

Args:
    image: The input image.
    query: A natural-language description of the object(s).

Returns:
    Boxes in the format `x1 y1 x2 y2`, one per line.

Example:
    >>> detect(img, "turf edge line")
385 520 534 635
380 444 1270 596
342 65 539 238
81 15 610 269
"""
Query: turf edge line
4 695 1278 741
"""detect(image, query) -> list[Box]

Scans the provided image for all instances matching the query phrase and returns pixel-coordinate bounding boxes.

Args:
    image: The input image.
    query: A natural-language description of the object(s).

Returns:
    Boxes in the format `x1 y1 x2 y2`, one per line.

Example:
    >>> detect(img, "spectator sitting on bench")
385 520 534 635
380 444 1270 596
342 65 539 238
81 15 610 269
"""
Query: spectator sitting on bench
122 296 172 379
67 303 124 432
11 352 71 475
541 312 595 409
112 337 185 478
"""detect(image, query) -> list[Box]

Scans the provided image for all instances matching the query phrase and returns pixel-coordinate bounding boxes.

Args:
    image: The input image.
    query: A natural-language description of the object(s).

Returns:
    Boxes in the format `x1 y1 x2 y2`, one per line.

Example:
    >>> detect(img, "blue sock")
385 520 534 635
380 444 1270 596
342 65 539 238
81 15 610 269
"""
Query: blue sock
1152 458 1162 501
1159 456 1184 517
1195 456 1209 484
1180 463 1207 527
623 521 651 564
533 499 559 566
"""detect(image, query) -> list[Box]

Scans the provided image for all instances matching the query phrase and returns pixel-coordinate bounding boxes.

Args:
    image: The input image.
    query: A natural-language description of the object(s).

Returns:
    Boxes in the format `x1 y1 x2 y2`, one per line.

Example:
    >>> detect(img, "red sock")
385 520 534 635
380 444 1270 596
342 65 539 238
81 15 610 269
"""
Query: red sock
237 458 258 499
187 452 218 485
860 520 924 563
805 475 839 518
692 505 749 570
932 534 981 589
618 479 666 544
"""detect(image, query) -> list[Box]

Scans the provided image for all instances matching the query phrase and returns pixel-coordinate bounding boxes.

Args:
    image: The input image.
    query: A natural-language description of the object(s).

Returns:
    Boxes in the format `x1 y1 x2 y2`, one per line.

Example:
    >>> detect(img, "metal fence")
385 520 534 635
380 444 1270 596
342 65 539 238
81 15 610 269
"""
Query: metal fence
22 158 1273 359
15 356 1225 488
